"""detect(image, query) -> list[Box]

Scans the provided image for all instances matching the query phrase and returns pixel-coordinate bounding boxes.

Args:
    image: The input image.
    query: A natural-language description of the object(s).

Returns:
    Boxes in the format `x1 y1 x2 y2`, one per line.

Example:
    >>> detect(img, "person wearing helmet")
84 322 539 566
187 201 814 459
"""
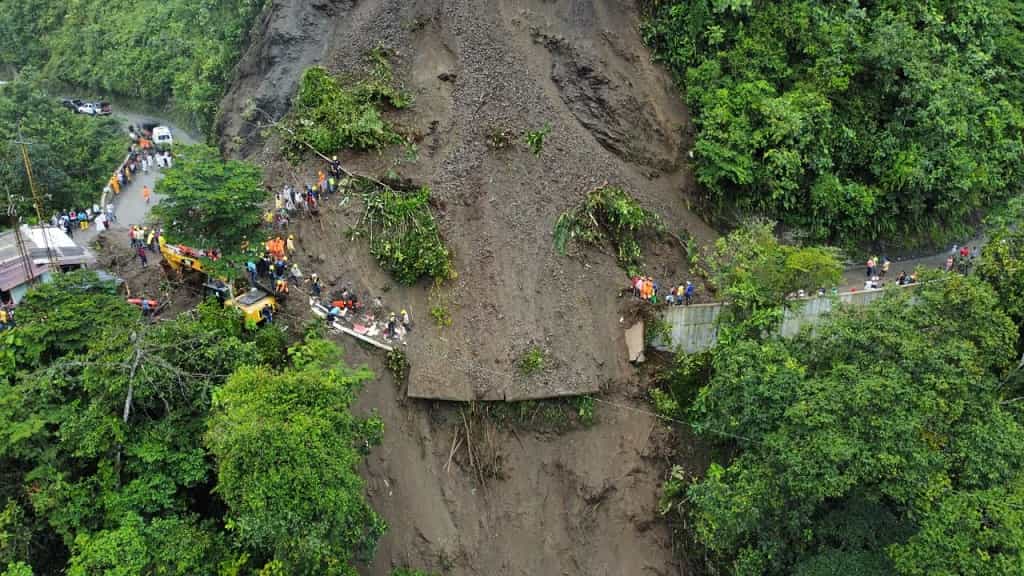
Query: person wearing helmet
310 274 322 298
329 155 342 179
386 312 398 339
286 234 295 255
401 309 412 331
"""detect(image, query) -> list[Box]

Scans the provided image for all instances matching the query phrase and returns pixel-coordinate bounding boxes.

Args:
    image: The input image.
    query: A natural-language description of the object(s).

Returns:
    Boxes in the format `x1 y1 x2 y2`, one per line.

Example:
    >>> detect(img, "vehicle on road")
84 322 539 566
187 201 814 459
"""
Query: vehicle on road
65 99 111 115
152 126 173 149
159 237 276 325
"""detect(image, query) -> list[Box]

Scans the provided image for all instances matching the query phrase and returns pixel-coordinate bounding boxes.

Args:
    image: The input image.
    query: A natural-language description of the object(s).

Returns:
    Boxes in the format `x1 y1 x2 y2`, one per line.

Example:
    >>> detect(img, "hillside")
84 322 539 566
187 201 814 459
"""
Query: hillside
219 0 713 401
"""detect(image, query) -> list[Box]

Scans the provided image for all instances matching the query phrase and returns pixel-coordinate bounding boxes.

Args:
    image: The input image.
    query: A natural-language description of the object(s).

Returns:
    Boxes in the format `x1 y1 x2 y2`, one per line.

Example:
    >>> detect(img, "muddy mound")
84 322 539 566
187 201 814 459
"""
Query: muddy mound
221 0 712 402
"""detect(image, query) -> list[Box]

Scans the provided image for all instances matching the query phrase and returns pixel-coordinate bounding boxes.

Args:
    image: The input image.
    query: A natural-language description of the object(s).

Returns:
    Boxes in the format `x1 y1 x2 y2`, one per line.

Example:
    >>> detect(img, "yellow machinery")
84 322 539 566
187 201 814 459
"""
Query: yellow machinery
159 237 276 324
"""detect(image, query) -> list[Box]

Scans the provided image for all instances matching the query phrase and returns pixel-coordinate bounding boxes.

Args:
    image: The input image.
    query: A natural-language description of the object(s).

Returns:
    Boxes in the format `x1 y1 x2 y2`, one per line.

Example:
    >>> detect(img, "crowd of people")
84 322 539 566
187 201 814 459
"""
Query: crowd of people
630 275 696 306
49 134 173 238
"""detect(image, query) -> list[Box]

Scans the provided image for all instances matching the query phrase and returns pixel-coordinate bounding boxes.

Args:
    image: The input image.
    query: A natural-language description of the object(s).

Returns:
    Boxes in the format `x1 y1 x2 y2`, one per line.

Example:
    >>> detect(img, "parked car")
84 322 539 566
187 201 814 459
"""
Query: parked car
95 101 112 115
76 102 98 115
61 98 83 111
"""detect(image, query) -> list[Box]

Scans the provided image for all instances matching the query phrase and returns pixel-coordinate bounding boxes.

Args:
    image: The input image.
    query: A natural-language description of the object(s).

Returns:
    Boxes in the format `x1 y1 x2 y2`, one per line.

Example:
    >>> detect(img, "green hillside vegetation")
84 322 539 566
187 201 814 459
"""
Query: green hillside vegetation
0 272 383 575
657 235 1024 574
0 0 266 130
0 76 123 217
644 0 1024 247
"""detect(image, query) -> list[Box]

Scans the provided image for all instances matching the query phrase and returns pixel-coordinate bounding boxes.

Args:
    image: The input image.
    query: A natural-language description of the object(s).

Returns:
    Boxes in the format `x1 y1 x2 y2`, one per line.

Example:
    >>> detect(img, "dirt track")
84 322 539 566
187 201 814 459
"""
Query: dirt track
218 0 709 573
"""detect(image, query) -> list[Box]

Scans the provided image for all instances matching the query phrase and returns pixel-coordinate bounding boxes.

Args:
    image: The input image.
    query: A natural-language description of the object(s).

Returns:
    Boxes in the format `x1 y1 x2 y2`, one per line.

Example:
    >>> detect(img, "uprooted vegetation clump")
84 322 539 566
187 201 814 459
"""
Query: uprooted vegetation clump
347 177 455 285
553 185 665 276
285 50 411 158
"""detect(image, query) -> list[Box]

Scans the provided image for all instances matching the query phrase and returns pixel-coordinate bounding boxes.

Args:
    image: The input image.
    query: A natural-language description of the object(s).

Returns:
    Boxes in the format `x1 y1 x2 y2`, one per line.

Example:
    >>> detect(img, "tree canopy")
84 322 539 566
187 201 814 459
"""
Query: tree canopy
0 271 382 575
644 0 1024 248
0 75 123 218
663 273 1024 575
153 144 266 267
0 0 265 130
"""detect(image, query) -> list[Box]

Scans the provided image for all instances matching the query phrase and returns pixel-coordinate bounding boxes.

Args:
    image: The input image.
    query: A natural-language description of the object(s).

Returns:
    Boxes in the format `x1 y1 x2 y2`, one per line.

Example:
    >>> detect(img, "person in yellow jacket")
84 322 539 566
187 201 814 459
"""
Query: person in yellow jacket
110 176 120 195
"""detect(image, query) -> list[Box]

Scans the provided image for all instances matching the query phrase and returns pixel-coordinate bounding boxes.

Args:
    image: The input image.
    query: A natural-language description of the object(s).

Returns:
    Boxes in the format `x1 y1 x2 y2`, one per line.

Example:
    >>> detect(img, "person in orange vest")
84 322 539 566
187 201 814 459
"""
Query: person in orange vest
143 186 151 204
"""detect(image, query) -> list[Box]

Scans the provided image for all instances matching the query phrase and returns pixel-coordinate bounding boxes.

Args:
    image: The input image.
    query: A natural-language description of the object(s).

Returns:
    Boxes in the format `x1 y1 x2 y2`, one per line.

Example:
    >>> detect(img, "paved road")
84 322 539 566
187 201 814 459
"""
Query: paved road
78 112 198 245
839 235 987 290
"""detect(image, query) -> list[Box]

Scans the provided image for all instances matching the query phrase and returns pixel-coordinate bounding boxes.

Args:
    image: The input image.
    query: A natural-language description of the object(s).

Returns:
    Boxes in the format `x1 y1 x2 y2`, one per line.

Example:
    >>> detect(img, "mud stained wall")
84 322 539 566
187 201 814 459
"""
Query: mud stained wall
220 0 715 402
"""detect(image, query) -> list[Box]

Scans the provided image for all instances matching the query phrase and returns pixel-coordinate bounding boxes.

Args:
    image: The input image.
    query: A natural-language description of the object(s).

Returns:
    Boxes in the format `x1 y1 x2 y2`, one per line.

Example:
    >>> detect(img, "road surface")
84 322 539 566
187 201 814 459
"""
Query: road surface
78 112 198 245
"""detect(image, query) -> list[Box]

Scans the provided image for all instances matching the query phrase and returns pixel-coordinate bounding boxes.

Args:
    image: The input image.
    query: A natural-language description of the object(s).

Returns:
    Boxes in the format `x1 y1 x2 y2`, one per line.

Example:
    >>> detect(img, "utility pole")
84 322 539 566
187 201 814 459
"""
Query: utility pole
5 192 35 286
13 135 60 273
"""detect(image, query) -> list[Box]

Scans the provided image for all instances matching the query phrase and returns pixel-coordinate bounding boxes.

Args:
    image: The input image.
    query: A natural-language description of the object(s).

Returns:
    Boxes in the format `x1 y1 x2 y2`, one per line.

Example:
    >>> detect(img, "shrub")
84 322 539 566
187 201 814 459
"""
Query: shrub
517 346 546 376
524 124 551 155
348 178 454 285
553 186 665 276
286 53 410 157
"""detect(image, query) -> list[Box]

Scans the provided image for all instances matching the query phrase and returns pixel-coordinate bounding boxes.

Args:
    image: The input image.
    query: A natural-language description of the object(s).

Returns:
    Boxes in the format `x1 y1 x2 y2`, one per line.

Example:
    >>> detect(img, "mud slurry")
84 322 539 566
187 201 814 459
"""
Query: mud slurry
220 0 710 573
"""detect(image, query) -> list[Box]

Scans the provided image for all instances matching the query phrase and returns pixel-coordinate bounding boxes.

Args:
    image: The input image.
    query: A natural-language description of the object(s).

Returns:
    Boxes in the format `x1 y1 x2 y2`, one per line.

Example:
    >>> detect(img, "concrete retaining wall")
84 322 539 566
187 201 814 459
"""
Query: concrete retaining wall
655 285 912 352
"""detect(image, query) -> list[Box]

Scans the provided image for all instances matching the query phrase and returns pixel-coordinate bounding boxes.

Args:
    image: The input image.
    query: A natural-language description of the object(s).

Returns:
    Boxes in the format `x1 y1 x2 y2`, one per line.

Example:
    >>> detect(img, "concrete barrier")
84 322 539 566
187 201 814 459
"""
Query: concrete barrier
655 284 916 352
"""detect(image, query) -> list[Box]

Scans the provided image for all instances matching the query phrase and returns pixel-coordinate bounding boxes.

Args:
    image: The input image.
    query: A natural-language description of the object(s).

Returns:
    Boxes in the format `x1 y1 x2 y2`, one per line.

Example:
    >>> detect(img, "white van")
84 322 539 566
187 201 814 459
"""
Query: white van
152 126 173 149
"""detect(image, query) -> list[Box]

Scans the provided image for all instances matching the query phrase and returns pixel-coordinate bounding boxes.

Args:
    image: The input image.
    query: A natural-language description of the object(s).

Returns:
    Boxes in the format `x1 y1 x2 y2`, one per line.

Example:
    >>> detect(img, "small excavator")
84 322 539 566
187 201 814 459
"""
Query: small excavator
158 237 276 325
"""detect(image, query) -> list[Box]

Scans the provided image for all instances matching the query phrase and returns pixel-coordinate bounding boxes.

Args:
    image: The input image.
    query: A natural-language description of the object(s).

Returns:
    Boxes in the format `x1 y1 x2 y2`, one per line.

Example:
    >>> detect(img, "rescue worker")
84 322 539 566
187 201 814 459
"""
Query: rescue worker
275 277 289 295
286 234 295 255
310 274 322 298
330 155 342 179
146 229 156 252
142 185 151 204
386 313 398 339
326 304 341 325
401 309 412 332
0 307 8 330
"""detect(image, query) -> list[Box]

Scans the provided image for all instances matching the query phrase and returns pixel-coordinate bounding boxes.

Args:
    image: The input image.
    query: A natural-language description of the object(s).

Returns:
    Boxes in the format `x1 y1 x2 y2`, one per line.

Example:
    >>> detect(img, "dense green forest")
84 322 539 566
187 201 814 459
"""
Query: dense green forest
0 76 123 218
0 0 265 130
644 0 1024 247
656 223 1024 575
0 273 384 575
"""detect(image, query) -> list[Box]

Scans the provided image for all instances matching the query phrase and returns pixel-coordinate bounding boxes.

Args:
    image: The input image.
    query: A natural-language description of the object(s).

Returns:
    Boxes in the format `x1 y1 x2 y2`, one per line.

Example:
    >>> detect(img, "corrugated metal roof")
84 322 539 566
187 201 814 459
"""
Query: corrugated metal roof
0 225 96 291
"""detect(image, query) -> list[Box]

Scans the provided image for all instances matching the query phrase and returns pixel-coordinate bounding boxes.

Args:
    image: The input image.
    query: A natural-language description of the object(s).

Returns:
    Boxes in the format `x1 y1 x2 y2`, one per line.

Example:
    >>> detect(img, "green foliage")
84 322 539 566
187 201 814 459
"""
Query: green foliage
1 562 31 576
676 275 1024 575
1 277 383 575
517 346 546 376
698 219 841 330
430 305 452 328
386 348 410 383
0 75 123 216
285 55 409 157
553 186 665 276
575 395 595 427
524 124 551 155
644 316 673 348
350 179 454 285
153 144 266 272
0 0 265 130
644 0 1024 248
206 337 385 575
977 228 1024 326
392 569 438 576
650 350 711 420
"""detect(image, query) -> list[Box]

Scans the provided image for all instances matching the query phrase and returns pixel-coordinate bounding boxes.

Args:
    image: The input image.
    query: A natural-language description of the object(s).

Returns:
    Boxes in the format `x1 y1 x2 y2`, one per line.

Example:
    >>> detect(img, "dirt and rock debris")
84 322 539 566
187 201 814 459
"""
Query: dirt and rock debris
219 0 711 573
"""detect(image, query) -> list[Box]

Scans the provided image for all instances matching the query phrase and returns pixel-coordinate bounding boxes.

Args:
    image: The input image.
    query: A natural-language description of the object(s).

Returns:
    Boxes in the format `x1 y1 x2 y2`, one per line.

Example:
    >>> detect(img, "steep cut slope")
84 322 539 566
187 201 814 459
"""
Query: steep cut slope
220 0 711 401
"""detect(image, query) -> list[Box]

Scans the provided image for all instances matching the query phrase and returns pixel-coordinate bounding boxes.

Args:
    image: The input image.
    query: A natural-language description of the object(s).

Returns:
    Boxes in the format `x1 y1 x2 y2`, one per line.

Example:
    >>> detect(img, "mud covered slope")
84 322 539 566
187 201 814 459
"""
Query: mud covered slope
220 0 712 401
